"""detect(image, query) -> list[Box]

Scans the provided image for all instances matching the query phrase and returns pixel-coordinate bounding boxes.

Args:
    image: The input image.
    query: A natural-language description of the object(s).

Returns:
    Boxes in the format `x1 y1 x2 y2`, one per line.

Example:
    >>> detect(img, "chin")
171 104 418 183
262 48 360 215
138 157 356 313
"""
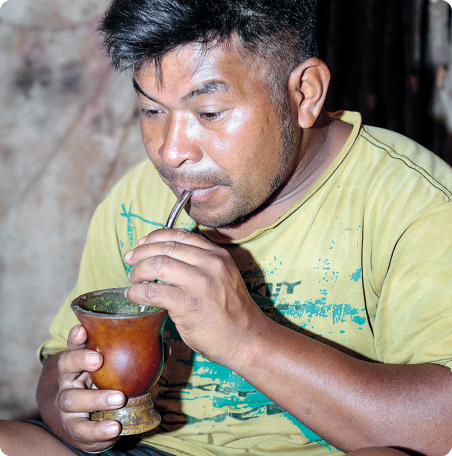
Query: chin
187 188 269 229
189 214 233 229
188 206 252 229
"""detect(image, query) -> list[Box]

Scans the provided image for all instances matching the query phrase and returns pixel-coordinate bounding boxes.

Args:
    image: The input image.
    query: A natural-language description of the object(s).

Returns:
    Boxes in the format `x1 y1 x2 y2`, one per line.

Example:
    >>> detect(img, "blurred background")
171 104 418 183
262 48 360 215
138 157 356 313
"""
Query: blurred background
0 0 451 421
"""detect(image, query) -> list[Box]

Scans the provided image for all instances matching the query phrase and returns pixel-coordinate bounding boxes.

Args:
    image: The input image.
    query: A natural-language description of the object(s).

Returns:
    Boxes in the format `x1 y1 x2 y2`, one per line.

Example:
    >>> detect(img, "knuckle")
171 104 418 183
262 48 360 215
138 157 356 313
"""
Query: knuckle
175 228 193 241
209 254 228 274
57 389 74 412
60 404 118 451
144 282 161 301
151 254 170 272
68 421 100 449
57 351 71 374
216 246 233 262
58 348 85 375
198 271 215 293
68 421 84 443
161 240 179 257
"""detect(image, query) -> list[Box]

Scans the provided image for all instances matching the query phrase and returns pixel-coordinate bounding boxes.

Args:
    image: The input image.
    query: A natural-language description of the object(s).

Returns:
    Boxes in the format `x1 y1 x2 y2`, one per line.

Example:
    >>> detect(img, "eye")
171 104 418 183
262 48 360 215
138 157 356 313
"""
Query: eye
140 108 163 119
198 111 225 122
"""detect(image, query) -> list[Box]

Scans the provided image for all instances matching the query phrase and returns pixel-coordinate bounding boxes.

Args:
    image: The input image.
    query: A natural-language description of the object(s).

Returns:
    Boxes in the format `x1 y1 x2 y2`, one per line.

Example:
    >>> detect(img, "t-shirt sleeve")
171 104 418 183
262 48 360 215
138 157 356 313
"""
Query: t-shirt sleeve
373 202 452 370
37 199 131 365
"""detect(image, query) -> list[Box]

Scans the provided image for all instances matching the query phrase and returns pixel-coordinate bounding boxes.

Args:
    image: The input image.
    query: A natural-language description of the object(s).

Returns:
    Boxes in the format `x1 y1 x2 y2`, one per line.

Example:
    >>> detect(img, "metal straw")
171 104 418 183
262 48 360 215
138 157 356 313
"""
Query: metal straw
164 189 195 229
139 189 194 312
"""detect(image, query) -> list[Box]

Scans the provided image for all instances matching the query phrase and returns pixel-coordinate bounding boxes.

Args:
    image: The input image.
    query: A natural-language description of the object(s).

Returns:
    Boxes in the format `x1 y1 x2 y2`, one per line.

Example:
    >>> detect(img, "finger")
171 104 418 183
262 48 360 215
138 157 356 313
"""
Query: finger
125 229 218 263
137 235 148 246
64 416 121 451
143 228 213 247
68 325 88 350
125 282 185 311
127 253 204 287
58 349 104 384
126 242 209 272
57 388 125 414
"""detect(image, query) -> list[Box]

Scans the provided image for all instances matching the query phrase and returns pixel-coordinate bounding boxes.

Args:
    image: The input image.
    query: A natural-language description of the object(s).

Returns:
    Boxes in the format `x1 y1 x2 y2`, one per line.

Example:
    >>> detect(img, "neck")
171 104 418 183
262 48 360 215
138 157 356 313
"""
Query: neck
216 111 353 240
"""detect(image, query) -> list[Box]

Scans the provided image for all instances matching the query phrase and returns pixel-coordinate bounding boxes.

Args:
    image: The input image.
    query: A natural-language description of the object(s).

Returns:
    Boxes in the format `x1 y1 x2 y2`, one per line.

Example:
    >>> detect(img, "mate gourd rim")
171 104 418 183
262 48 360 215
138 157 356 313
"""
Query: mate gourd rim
71 288 160 317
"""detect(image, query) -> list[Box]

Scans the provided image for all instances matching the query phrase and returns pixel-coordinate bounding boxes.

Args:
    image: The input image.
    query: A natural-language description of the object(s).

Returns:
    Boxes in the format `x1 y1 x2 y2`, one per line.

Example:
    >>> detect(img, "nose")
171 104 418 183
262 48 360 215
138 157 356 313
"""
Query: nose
159 112 202 168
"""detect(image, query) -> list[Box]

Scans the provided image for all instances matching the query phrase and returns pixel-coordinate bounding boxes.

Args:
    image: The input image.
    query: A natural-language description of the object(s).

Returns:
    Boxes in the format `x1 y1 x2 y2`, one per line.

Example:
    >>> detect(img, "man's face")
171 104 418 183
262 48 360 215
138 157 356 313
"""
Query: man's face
134 41 300 229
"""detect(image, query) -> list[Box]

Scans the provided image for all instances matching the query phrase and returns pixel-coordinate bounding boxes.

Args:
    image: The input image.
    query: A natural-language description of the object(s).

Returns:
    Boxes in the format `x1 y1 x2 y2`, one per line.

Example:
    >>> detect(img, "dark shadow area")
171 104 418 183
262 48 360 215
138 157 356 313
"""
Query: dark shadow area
390 448 428 456
317 0 452 163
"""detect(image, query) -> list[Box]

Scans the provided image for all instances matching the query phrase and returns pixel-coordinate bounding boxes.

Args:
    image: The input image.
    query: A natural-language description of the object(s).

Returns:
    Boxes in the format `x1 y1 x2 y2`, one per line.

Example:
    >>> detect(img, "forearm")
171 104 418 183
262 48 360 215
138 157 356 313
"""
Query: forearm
231 316 452 455
123 229 452 454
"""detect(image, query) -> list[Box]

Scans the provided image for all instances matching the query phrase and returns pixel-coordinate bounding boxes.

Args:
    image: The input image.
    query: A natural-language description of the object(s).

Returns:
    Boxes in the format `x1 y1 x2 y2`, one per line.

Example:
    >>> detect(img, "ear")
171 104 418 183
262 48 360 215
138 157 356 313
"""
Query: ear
288 58 330 129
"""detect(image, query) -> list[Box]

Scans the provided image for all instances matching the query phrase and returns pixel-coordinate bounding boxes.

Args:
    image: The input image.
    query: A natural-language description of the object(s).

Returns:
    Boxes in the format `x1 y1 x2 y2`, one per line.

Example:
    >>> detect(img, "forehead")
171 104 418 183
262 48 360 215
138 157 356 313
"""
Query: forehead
134 39 269 97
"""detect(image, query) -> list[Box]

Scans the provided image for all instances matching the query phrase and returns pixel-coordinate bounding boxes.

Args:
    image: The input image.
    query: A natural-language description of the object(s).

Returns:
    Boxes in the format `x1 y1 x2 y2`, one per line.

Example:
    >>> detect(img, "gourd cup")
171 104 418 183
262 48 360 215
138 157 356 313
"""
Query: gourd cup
71 288 168 435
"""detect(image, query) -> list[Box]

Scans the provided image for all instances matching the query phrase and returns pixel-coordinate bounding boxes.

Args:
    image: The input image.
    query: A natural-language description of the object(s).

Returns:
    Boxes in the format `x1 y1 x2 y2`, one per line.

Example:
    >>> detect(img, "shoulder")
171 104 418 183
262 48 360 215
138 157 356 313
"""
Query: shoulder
331 119 452 263
330 111 452 200
357 125 452 200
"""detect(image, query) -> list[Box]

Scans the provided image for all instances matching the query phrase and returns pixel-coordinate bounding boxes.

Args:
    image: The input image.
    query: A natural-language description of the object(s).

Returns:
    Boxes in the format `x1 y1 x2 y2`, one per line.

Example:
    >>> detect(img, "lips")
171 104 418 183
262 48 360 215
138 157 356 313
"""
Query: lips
176 185 218 200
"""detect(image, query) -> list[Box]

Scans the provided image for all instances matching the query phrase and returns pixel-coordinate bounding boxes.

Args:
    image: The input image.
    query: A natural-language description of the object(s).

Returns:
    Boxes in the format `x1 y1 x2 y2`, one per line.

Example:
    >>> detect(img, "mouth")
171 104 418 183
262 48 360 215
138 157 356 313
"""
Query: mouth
175 185 219 201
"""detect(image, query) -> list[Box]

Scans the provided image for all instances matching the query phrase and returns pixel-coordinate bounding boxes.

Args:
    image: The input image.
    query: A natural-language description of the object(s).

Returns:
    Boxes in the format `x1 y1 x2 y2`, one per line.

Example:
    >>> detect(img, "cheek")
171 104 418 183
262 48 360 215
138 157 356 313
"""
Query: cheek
140 120 155 150
140 119 165 160
211 110 263 162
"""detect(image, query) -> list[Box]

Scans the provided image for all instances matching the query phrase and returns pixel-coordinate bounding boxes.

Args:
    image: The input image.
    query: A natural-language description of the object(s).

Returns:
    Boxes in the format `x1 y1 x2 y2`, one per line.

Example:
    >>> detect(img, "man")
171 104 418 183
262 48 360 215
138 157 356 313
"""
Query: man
1 0 452 455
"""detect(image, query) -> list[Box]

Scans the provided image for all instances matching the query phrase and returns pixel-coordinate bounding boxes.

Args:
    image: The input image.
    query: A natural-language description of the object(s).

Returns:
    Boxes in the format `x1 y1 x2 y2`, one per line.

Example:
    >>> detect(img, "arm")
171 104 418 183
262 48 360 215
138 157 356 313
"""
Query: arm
124 228 452 456
232 316 452 454
37 326 126 453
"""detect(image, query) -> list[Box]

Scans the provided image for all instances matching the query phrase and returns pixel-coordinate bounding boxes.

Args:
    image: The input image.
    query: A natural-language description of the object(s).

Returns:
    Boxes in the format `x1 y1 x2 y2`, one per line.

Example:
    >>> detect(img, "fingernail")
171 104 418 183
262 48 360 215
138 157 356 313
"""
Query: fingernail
124 288 128 298
124 251 133 262
105 423 120 437
86 353 101 366
108 392 124 406
137 237 146 246
71 326 80 337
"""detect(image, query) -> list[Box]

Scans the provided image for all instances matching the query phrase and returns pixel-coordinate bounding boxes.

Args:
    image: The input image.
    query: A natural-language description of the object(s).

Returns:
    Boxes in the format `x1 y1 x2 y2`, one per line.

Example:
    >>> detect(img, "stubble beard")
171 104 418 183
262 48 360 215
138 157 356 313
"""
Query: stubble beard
197 114 295 230
211 116 296 229
154 105 296 229
210 94 297 229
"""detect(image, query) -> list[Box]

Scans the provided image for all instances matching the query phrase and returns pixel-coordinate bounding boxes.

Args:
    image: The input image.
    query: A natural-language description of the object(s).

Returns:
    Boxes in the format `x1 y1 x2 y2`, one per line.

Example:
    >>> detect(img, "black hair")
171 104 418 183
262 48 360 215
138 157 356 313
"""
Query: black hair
99 0 317 139
99 0 318 78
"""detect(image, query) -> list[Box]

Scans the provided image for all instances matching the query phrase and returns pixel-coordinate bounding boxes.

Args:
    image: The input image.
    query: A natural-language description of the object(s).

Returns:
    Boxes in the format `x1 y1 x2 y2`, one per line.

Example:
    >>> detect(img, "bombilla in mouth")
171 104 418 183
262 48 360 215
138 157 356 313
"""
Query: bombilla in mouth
165 189 194 229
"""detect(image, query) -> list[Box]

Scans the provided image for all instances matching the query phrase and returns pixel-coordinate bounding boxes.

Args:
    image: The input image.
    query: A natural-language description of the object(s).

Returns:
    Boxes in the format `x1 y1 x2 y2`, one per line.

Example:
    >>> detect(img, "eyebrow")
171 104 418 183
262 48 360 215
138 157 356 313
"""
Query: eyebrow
181 81 229 101
133 79 155 102
132 78 229 103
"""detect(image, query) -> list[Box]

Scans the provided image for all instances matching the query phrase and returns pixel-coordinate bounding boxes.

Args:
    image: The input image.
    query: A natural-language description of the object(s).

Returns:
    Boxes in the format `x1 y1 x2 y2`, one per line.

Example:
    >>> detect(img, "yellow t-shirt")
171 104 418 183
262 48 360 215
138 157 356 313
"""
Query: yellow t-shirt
39 111 452 456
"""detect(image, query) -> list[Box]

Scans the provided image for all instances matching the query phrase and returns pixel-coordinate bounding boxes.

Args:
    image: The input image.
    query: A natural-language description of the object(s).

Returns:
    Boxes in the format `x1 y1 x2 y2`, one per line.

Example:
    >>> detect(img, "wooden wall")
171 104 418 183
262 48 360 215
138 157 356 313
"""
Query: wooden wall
318 0 452 163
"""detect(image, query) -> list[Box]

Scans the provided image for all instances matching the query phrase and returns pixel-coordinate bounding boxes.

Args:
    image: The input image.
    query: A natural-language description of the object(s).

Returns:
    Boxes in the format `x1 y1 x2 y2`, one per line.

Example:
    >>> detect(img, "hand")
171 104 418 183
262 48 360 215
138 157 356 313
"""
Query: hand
44 325 126 452
124 228 269 369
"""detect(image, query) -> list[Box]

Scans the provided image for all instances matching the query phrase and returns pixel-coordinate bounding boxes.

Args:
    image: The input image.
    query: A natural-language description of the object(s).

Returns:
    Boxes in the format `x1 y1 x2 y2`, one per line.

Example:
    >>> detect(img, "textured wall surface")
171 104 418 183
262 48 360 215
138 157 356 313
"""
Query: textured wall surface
0 0 145 420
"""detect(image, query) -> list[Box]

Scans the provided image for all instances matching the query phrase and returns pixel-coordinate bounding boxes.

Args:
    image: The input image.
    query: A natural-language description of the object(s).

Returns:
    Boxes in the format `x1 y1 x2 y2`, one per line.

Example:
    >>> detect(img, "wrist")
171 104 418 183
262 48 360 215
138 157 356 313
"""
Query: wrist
227 310 274 378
